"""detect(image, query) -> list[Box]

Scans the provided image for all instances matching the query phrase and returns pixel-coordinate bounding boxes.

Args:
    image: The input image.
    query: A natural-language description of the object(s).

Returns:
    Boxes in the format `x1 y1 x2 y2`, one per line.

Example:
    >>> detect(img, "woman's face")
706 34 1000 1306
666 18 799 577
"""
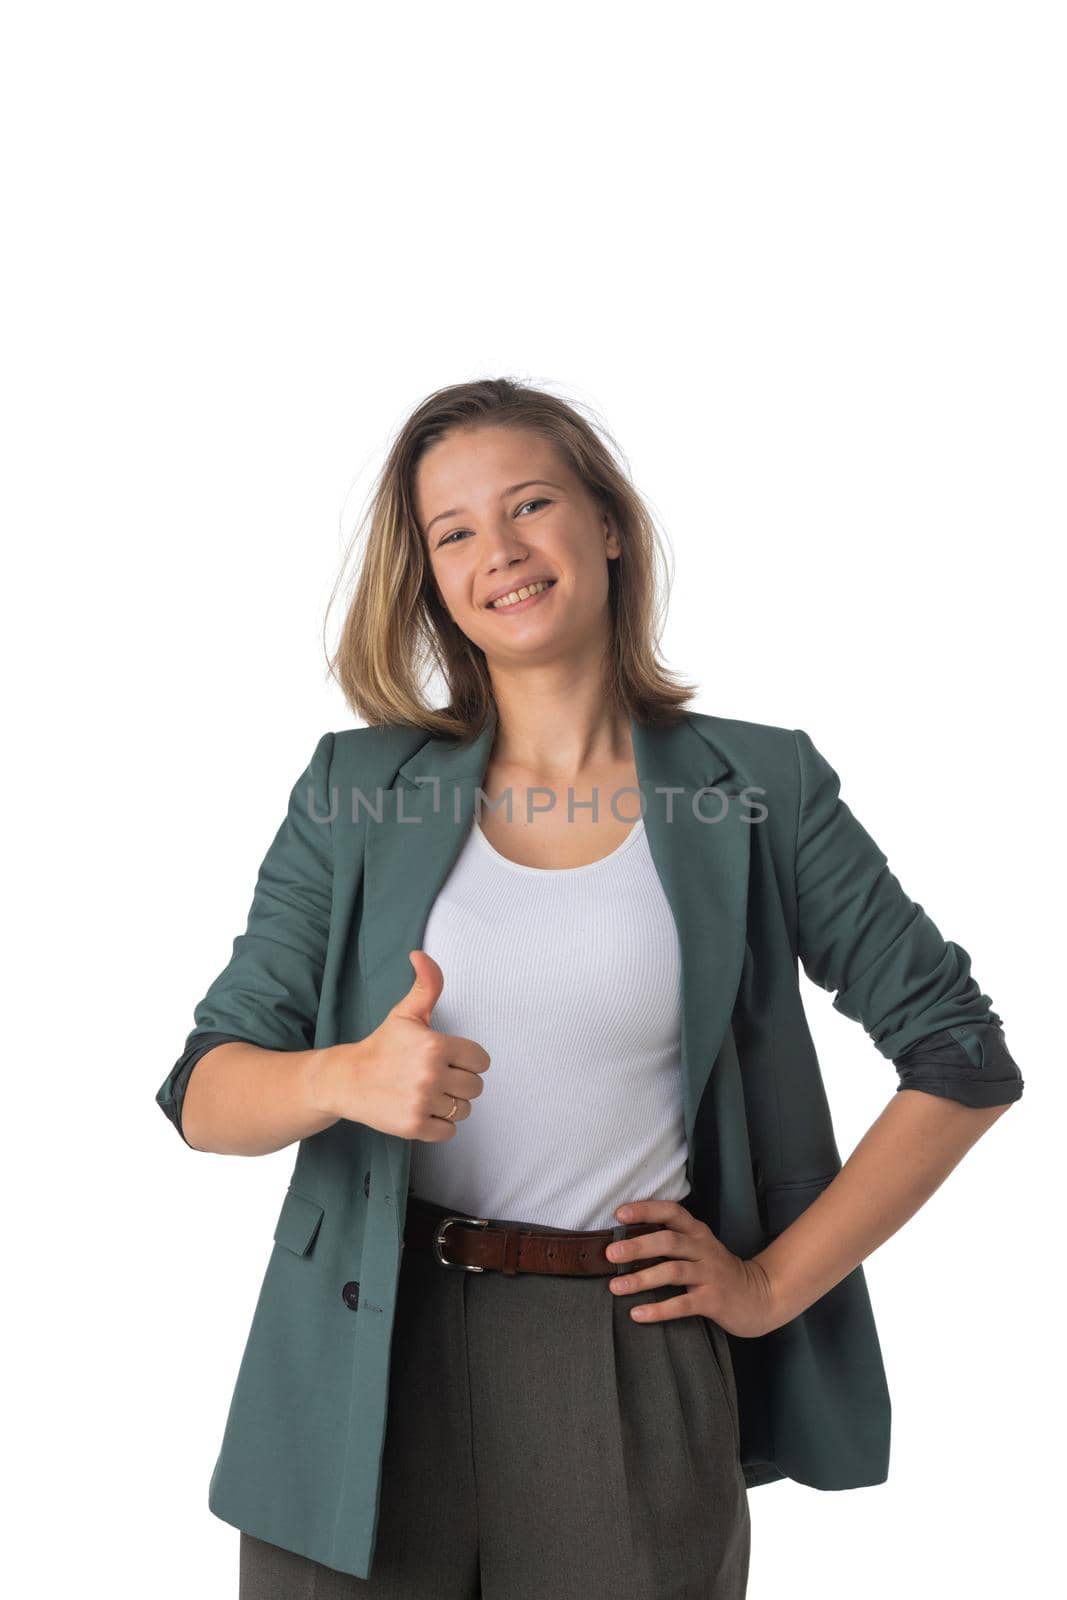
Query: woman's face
414 425 621 670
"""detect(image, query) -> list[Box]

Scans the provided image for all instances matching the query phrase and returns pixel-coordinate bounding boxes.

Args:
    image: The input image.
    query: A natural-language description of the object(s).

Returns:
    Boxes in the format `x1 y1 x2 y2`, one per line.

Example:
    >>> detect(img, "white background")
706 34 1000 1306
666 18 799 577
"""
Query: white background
4 3 1062 1596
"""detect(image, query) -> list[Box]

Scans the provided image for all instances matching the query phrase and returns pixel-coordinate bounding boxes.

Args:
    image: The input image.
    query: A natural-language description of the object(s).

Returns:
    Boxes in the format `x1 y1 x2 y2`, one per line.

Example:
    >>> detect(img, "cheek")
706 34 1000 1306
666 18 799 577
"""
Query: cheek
428 565 463 613
570 556 610 605
434 569 483 626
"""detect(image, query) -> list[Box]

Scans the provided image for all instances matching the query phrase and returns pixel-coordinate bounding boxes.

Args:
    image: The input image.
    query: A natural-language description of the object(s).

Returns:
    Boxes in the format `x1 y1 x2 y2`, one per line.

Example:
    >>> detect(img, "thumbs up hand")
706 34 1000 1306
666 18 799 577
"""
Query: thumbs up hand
311 950 492 1141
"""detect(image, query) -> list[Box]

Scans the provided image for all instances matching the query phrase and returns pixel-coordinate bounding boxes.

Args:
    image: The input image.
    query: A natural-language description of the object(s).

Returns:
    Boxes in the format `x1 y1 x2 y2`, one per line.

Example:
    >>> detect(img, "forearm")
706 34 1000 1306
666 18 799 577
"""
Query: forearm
748 1089 1015 1330
181 1040 346 1156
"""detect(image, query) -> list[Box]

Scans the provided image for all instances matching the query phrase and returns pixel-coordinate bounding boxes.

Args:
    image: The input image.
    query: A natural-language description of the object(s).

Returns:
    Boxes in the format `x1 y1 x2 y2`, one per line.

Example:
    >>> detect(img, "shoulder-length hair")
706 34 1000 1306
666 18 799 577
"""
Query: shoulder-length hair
325 377 698 743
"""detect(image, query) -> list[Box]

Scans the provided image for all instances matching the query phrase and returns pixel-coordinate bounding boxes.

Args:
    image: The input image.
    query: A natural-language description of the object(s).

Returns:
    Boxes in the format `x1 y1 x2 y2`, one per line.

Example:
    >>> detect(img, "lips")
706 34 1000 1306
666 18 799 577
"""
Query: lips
484 578 557 610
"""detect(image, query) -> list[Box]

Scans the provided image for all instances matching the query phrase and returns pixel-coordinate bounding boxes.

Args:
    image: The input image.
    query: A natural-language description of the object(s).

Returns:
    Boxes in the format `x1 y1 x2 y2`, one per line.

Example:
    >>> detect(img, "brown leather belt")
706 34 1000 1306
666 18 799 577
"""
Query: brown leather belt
403 1193 668 1278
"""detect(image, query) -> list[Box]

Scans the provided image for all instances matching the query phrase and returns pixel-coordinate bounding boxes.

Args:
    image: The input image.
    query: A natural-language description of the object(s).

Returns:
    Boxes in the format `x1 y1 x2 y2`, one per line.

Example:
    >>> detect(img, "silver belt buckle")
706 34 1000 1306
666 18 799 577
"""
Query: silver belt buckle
433 1215 490 1270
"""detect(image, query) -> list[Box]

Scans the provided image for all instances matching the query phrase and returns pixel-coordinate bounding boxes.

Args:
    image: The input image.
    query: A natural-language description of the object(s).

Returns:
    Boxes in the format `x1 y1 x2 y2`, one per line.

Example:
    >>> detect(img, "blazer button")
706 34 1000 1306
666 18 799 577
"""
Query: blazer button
363 1170 371 1199
342 1281 360 1311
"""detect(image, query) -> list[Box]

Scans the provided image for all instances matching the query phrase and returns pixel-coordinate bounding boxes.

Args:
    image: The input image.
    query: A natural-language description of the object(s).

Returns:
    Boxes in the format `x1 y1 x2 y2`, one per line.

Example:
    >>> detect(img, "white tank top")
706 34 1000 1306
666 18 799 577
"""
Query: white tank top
409 811 690 1231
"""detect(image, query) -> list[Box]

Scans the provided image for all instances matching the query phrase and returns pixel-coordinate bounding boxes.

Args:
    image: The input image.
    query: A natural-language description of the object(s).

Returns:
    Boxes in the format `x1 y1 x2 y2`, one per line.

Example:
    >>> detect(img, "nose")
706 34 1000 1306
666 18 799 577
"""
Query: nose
481 522 532 574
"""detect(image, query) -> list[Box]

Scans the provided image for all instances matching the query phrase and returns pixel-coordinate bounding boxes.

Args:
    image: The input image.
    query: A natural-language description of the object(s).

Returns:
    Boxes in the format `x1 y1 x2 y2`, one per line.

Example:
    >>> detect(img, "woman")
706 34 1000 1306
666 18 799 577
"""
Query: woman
157 377 1024 1598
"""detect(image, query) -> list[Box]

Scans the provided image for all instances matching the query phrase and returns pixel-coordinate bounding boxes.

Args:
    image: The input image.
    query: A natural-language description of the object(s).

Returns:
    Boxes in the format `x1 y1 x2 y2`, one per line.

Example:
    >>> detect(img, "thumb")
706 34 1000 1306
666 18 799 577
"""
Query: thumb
392 949 444 1027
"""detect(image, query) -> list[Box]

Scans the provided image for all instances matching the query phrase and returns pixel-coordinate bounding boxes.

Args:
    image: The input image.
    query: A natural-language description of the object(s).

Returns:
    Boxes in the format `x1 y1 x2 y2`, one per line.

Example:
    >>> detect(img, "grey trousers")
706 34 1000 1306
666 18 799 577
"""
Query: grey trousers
239 1196 751 1599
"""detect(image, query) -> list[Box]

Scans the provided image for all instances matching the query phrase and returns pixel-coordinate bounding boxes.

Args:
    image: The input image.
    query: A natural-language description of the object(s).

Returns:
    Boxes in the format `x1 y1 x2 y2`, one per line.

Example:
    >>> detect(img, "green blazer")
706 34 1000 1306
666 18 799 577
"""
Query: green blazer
156 709 1023 1581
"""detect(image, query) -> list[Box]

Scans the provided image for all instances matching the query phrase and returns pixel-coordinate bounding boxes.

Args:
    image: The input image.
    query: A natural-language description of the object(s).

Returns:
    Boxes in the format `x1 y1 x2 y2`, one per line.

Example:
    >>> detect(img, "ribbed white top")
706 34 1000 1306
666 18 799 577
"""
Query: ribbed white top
409 813 690 1231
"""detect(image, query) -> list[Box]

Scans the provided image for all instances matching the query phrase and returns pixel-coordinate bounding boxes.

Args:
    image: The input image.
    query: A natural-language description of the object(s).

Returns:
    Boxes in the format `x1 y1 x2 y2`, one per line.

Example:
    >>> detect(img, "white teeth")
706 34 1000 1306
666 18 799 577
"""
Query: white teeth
489 580 553 609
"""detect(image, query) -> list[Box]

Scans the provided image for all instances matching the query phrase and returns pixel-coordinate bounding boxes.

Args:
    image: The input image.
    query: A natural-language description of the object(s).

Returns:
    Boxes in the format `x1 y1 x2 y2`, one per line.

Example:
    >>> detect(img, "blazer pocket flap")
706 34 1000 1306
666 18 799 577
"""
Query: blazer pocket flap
273 1187 325 1256
763 1173 837 1240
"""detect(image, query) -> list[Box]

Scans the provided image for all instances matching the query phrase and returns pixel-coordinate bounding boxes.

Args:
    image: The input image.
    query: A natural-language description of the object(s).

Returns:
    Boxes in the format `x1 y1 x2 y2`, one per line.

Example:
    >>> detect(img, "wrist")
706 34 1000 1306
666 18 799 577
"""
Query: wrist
303 1043 350 1124
745 1247 801 1333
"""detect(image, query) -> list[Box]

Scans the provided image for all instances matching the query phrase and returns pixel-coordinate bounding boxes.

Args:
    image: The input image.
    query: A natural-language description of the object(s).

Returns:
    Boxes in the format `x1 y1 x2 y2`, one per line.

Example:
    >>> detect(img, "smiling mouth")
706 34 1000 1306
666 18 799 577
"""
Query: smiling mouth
486 578 557 611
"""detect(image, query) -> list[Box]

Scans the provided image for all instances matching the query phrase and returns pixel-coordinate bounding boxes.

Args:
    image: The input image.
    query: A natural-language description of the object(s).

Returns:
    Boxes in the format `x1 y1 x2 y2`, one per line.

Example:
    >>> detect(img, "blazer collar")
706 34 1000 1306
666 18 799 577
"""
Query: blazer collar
393 706 732 795
363 709 749 1185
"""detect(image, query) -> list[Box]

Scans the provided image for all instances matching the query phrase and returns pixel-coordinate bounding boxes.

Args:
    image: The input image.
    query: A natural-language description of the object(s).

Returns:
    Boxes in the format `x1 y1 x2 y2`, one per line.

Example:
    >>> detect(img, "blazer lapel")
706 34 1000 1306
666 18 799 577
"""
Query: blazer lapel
629 717 751 1159
360 710 750 1181
357 716 499 988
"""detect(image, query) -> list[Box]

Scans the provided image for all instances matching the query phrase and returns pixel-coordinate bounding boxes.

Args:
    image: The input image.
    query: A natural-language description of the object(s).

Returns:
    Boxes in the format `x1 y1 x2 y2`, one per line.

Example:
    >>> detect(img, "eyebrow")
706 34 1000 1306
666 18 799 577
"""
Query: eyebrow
424 480 565 537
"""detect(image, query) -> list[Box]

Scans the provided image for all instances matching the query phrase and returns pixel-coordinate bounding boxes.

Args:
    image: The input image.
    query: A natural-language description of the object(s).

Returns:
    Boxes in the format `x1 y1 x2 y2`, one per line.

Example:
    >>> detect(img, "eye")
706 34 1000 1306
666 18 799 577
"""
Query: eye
436 499 550 548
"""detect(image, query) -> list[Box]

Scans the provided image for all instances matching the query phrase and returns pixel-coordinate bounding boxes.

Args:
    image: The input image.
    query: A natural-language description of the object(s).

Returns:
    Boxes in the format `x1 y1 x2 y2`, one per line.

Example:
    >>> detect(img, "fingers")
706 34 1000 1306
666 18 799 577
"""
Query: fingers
612 1282 710 1325
615 1199 700 1232
392 958 492 1082
435 1031 491 1076
605 1245 695 1303
431 1087 472 1123
392 949 444 1025
606 1230 688 1270
430 1062 485 1125
389 953 490 1140
422 1089 472 1140
442 1060 487 1101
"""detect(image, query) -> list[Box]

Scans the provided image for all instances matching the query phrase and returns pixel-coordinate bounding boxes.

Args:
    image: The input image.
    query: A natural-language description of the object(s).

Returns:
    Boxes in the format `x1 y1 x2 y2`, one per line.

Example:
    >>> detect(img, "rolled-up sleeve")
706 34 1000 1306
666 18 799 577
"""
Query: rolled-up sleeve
155 731 336 1145
792 728 1024 1109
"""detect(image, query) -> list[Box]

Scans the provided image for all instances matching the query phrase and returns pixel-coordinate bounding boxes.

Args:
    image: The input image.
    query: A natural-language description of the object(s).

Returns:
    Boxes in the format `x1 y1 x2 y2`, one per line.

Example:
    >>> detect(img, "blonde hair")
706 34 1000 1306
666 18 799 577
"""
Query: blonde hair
325 377 698 743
